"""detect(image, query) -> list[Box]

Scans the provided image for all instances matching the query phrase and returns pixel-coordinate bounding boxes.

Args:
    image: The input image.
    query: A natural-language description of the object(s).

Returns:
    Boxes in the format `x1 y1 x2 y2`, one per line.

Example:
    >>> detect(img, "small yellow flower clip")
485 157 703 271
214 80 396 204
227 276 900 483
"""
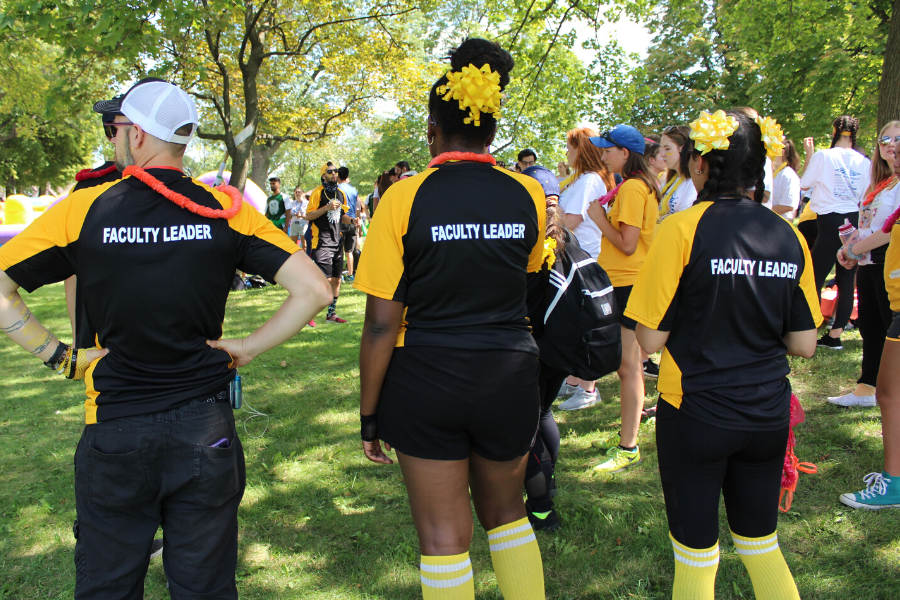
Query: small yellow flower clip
689 110 740 155
756 115 786 160
542 238 557 268
437 63 503 126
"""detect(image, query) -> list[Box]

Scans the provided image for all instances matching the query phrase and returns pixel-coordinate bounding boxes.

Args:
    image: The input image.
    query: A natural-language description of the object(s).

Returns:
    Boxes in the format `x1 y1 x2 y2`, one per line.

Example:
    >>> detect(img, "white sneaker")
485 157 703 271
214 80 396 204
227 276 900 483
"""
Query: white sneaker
827 392 877 407
558 388 599 411
557 382 579 400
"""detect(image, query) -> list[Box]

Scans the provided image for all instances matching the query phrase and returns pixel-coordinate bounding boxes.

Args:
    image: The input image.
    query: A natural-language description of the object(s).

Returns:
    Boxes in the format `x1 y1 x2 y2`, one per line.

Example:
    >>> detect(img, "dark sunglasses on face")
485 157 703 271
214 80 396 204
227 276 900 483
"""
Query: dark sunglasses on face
879 135 900 146
103 122 135 139
325 169 338 174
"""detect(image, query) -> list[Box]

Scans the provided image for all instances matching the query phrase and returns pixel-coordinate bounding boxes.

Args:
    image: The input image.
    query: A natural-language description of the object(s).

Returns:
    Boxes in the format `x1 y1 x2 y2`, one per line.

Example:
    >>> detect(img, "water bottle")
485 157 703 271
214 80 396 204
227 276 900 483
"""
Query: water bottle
838 219 857 245
229 373 243 410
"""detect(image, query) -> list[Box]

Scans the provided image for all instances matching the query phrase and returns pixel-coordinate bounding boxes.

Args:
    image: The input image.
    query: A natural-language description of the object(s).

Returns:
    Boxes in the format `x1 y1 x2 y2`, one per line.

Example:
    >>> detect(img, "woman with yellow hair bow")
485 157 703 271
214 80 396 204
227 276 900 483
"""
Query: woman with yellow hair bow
354 38 547 600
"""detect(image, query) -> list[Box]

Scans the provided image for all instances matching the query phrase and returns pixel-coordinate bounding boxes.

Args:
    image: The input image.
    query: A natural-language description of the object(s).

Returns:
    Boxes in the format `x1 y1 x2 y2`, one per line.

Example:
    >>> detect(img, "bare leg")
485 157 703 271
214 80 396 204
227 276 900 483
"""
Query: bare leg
879 340 900 476
329 276 341 299
468 452 529 531
396 452 473 555
618 326 644 448
346 251 355 277
565 376 595 392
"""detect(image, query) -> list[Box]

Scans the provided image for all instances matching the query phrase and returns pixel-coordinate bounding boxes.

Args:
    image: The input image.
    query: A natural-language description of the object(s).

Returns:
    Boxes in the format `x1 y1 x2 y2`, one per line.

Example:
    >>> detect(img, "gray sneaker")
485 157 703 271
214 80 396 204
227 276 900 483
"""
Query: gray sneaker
150 538 163 559
558 388 599 411
557 382 579 400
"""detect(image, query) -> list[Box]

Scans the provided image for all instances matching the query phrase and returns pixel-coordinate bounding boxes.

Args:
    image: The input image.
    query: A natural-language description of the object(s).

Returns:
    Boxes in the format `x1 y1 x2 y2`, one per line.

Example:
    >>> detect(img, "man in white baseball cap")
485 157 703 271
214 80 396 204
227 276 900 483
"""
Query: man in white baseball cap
0 79 332 599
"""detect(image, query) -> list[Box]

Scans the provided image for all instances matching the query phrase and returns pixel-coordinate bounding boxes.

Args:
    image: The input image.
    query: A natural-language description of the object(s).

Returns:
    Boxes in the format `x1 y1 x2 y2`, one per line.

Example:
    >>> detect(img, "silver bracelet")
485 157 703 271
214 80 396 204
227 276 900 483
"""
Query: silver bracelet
846 244 865 261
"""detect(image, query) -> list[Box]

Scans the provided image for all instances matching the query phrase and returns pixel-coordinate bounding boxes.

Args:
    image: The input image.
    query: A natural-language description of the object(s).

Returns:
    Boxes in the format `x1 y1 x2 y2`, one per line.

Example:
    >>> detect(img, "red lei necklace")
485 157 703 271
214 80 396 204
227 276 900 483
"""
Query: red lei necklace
75 164 118 181
428 151 497 168
123 165 243 219
863 175 897 207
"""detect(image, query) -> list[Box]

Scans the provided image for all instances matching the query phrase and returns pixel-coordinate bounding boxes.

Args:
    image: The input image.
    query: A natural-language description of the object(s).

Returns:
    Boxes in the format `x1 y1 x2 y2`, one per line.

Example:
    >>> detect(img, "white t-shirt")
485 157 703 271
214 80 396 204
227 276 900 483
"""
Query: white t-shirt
660 177 697 219
772 167 801 219
559 172 607 257
287 198 309 223
857 181 900 265
800 147 871 214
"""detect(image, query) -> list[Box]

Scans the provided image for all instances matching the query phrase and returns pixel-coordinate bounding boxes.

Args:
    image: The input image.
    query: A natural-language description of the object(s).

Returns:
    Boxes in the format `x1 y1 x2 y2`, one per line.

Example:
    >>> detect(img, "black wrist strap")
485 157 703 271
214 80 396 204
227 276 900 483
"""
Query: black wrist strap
44 342 68 370
361 413 378 442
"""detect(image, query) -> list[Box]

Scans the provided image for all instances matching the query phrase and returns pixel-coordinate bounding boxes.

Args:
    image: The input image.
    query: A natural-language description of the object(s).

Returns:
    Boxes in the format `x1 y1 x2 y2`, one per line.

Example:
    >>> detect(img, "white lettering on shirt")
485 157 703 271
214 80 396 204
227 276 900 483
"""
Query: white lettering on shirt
711 257 797 279
103 225 211 244
430 223 524 243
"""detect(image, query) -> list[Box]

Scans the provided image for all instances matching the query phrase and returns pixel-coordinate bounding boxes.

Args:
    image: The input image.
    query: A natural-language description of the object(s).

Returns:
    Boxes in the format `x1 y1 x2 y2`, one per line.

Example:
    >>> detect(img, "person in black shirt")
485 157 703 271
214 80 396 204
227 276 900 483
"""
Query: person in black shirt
307 161 351 323
0 79 331 599
626 110 821 600
355 39 546 600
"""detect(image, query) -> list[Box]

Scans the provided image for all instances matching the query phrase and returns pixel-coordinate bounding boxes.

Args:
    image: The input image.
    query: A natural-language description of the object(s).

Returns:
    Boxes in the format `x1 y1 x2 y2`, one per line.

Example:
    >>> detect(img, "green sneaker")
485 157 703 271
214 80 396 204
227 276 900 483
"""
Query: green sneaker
840 472 900 509
591 431 621 450
593 446 642 473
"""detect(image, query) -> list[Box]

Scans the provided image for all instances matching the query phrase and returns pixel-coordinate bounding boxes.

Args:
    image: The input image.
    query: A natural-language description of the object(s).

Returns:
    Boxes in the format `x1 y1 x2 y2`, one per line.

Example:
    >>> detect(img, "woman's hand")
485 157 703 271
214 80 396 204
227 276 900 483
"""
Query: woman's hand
586 199 607 225
803 137 815 155
363 439 393 464
837 246 858 269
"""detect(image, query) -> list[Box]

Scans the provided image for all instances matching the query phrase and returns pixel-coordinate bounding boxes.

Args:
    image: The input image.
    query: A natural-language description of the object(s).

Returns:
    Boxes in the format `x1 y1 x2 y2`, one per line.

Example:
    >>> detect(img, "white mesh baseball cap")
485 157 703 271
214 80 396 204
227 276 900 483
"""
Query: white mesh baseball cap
117 79 200 145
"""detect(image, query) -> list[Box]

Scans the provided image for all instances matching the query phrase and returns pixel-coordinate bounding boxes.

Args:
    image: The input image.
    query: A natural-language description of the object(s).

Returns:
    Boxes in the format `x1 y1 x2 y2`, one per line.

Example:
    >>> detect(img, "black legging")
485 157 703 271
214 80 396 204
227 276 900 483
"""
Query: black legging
857 263 893 386
524 362 565 510
811 211 858 330
656 400 788 548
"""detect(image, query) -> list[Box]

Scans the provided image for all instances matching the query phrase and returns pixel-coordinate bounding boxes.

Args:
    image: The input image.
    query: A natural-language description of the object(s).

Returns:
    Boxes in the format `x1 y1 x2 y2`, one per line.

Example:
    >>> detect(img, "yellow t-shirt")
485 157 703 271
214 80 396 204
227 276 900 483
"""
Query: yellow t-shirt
797 201 816 224
886 223 900 313
598 178 659 287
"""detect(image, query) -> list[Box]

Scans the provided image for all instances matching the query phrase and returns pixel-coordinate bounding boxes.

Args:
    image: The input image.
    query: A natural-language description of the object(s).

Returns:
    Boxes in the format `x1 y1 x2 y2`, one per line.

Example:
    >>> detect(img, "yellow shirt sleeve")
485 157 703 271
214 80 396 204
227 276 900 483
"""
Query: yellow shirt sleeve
611 182 648 229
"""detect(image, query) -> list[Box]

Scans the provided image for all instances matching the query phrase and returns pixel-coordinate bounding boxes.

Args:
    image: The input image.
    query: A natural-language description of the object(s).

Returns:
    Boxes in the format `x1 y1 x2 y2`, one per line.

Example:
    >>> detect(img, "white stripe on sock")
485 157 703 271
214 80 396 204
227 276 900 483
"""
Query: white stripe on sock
420 569 473 588
420 558 471 573
674 552 719 568
671 543 719 558
487 523 532 540
735 543 779 556
489 532 536 552
732 534 778 547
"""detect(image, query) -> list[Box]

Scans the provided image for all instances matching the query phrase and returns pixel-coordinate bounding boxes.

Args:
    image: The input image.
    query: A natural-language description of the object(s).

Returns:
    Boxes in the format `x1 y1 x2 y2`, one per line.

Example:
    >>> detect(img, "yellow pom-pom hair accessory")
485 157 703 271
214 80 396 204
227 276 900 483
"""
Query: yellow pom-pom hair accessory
756 116 786 160
435 63 503 127
689 110 740 155
541 238 557 268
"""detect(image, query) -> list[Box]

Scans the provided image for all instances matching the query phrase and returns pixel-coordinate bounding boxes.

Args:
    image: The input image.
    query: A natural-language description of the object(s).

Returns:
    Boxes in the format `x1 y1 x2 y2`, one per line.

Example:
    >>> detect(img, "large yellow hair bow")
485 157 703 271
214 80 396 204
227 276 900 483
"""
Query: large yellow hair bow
689 110 740 155
436 63 502 127
756 116 785 160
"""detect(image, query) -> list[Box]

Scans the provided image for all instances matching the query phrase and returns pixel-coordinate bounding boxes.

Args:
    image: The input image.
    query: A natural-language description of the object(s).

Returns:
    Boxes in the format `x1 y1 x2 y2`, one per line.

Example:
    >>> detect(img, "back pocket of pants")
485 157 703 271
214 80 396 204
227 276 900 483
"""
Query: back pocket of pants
193 440 242 507
87 445 154 510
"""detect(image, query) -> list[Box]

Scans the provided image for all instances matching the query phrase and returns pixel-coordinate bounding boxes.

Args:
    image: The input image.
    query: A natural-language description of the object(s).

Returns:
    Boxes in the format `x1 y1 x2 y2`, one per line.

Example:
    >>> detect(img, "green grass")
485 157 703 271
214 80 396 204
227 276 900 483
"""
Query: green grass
1 282 899 599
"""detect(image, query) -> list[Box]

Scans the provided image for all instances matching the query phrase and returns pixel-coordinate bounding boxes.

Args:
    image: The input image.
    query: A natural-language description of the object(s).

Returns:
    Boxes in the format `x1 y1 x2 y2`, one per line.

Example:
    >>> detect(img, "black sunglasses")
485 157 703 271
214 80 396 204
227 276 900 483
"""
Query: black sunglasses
325 169 338 174
103 122 135 139
879 135 900 146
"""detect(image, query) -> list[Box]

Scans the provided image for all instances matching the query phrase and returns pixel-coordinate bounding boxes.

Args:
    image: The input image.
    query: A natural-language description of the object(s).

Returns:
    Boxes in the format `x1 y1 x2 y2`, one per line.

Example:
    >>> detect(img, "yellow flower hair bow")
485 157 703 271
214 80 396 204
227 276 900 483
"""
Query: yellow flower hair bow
756 116 786 160
542 238 557 268
689 110 740 155
436 63 502 127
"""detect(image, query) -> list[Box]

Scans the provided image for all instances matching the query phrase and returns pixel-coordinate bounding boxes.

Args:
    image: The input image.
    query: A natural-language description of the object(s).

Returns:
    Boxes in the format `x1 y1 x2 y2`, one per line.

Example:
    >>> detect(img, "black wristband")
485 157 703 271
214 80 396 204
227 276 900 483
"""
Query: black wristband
44 342 68 370
361 413 378 442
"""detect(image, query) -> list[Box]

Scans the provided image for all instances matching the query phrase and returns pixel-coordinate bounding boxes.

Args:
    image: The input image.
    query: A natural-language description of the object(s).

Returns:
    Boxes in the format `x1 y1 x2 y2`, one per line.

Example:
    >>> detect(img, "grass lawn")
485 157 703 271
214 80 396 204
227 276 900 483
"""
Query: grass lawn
1 282 900 599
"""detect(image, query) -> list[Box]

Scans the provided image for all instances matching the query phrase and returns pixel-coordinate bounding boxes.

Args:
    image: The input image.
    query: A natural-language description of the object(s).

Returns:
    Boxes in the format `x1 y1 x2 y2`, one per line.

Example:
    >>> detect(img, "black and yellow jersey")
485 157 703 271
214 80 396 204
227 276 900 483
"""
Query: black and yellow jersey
0 168 298 424
72 161 122 192
886 223 900 312
624 196 823 430
353 162 546 354
307 186 349 251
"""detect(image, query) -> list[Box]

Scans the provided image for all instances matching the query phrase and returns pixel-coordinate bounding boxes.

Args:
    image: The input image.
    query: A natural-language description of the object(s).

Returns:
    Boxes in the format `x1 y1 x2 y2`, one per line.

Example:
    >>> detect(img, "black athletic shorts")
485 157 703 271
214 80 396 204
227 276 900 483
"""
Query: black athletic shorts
378 346 540 461
614 285 637 330
341 223 358 253
889 311 900 341
311 246 344 279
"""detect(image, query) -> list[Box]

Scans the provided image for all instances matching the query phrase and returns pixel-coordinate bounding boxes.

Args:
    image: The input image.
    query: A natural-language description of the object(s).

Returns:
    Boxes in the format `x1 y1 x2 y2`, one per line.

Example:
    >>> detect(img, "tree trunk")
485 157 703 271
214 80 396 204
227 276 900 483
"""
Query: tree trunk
250 139 285 188
877 0 900 131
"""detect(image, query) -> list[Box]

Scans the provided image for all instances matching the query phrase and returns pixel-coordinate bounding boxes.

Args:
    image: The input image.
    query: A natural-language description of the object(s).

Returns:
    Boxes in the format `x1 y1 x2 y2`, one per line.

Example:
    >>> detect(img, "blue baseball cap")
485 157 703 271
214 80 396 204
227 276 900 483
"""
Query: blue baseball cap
589 124 646 155
522 165 560 197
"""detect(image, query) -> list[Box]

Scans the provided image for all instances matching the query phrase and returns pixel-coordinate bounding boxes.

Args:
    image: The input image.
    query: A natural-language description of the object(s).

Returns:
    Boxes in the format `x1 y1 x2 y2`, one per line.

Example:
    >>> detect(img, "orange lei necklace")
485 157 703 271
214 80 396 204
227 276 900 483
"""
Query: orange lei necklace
428 151 497 168
863 175 897 207
123 165 243 219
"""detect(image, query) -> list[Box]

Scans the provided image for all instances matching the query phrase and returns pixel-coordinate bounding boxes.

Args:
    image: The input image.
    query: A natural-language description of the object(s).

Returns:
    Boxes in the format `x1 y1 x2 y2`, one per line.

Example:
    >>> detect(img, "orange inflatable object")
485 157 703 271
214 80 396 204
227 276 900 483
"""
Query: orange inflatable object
820 285 858 320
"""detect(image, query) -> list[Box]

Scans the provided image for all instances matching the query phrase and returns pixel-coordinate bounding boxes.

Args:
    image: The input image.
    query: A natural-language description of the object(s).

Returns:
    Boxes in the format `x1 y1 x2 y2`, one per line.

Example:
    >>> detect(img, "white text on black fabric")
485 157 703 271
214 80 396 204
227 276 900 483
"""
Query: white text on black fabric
102 225 213 244
430 223 525 242
710 258 798 279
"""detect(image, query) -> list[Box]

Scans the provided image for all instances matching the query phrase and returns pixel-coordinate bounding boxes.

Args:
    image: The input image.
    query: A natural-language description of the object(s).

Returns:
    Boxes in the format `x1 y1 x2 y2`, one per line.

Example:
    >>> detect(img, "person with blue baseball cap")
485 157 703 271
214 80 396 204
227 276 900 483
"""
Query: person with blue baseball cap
584 124 662 473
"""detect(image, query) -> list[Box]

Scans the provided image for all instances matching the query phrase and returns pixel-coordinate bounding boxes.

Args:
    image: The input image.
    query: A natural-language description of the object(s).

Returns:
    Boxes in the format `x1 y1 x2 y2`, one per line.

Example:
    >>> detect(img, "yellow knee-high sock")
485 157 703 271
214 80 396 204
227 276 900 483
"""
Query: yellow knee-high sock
419 552 474 600
486 517 544 599
731 531 800 600
670 533 719 600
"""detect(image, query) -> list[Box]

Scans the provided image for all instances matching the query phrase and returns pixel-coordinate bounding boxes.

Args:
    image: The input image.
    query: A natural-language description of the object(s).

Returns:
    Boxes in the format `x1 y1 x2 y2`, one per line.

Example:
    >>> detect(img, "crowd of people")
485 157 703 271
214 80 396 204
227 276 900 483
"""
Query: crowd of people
0 35 899 600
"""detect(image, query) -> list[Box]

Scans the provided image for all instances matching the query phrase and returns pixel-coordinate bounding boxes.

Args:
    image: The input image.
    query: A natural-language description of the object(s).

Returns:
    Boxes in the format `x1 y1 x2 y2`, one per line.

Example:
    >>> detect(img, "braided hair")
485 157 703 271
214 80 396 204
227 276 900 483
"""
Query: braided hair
429 38 514 147
830 115 860 150
691 110 768 204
